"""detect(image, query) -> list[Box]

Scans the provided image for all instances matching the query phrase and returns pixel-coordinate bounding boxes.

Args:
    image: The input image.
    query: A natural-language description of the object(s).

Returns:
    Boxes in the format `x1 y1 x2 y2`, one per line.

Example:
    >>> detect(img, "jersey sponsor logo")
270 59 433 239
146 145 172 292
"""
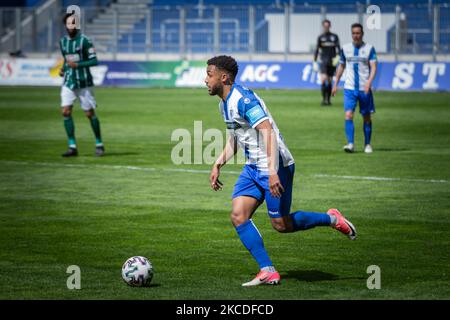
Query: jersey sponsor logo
245 105 266 123
347 56 368 63
240 64 281 83
65 54 80 62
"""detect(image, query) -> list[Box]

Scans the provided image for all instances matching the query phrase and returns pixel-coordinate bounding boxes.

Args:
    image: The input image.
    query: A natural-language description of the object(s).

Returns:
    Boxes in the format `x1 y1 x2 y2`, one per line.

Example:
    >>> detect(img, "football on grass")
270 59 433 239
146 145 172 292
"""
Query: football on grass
122 256 154 287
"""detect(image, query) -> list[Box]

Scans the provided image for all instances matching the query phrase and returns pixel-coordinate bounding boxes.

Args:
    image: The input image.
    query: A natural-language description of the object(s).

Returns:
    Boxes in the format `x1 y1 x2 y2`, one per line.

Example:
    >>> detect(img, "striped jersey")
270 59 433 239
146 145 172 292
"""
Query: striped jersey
219 84 295 171
339 42 377 91
59 33 98 89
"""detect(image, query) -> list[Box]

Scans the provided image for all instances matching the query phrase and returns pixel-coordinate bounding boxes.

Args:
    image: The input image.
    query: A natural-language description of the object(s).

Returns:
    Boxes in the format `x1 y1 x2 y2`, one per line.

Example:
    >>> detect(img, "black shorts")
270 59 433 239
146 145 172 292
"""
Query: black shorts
320 61 336 76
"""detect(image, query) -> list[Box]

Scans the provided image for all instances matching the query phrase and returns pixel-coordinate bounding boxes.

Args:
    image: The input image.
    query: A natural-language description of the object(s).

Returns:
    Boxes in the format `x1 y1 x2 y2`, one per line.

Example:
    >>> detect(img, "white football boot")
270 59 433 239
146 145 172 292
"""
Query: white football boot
364 144 373 153
343 143 354 153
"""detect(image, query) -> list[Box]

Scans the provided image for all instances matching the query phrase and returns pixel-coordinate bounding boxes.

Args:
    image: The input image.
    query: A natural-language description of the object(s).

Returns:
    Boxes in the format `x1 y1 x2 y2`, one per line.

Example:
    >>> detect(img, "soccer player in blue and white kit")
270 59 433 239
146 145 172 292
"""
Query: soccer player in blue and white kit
332 23 377 153
205 56 357 286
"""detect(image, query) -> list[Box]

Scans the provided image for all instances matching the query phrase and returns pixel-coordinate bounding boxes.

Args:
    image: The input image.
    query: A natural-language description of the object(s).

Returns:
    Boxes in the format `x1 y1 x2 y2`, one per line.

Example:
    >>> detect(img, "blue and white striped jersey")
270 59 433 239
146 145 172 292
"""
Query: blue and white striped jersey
219 84 295 171
339 42 377 91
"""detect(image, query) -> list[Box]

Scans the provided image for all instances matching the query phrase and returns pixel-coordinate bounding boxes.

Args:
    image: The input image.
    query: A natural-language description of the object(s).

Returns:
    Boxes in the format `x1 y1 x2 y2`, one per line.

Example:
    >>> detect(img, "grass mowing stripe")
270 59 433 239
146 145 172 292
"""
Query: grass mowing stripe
1 160 448 184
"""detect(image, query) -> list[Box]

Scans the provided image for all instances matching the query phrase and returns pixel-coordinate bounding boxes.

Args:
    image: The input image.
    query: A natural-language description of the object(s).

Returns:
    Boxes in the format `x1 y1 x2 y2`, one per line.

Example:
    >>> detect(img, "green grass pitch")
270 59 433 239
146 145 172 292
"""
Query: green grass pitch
0 86 449 299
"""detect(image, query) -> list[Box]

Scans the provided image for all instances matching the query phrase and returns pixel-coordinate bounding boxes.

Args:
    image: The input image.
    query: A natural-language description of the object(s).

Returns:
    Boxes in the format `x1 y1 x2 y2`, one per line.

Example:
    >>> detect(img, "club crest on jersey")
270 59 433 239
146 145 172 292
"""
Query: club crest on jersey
244 98 251 104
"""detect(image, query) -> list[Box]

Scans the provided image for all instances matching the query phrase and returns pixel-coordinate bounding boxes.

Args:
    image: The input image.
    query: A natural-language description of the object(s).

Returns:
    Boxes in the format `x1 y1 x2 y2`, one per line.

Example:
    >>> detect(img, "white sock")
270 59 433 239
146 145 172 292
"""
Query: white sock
328 214 337 227
262 266 276 273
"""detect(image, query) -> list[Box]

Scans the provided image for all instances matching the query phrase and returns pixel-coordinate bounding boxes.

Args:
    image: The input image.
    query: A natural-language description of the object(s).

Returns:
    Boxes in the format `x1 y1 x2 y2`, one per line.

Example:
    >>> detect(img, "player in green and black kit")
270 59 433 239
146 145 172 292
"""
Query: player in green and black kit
59 13 104 157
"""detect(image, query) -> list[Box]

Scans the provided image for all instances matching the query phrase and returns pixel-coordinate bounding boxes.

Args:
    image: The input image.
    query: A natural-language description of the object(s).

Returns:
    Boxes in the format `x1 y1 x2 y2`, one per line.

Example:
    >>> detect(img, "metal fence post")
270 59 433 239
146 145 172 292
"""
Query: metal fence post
15 8 22 52
113 9 118 60
249 5 255 57
81 7 86 33
432 4 439 61
395 5 401 61
32 9 37 52
213 6 220 54
320 5 326 23
179 6 186 56
47 18 53 57
0 9 3 52
284 2 290 61
145 8 152 59
357 2 364 25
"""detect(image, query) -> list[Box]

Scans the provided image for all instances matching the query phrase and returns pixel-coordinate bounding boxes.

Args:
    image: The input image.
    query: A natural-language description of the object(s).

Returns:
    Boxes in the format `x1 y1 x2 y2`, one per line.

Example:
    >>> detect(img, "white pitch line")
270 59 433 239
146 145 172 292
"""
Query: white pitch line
312 173 449 184
0 160 241 175
0 160 448 184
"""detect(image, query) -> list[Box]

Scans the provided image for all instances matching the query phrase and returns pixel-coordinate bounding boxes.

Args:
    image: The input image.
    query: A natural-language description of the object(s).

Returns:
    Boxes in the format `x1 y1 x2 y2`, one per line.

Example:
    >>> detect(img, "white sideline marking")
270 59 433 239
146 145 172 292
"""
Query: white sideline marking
1 160 448 184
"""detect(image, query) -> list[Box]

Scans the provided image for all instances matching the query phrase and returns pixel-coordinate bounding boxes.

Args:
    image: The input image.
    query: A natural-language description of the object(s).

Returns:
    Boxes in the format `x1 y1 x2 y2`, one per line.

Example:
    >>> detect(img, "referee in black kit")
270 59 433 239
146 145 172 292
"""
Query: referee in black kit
313 19 340 106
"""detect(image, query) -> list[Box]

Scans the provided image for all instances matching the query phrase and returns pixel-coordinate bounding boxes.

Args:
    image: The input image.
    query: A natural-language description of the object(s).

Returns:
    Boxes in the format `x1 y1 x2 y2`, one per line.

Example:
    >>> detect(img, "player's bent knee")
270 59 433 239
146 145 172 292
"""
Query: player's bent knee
345 112 354 120
230 211 247 227
85 110 95 119
62 107 72 117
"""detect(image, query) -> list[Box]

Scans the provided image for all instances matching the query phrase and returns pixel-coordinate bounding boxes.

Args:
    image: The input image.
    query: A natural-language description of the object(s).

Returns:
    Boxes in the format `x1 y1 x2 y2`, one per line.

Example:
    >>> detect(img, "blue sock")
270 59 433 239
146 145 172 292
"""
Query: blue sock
345 119 354 144
290 211 331 231
235 220 272 269
364 121 372 145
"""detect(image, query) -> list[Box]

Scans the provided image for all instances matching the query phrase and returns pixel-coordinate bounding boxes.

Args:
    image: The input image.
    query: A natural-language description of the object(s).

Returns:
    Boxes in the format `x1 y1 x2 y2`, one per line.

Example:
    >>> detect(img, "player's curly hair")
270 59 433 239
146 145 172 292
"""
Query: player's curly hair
207 55 239 82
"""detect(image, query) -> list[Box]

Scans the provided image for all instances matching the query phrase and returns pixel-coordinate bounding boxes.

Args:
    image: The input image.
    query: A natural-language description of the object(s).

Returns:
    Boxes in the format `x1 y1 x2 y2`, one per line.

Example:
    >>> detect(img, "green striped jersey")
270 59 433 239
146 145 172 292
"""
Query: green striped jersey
59 33 98 89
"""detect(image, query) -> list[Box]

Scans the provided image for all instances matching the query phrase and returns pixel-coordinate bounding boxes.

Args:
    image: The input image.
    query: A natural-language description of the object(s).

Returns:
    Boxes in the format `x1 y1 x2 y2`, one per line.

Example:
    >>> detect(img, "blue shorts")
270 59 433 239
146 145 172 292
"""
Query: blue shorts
344 89 375 115
232 163 295 219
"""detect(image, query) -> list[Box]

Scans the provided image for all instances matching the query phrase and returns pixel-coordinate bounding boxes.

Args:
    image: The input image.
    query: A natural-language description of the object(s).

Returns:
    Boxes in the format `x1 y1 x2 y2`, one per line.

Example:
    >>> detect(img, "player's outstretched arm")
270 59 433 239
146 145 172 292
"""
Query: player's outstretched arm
210 134 238 191
332 63 345 96
256 120 284 198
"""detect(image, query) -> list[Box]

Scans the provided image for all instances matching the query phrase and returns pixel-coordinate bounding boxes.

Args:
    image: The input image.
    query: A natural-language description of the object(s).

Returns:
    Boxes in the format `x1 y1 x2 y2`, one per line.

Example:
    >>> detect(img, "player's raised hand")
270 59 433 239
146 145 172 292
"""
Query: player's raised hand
269 174 284 198
210 165 223 191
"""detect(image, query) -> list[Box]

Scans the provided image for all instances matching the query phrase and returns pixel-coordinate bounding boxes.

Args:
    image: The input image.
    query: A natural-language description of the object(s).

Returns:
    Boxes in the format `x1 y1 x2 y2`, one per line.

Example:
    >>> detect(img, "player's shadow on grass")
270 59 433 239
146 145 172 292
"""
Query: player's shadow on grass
375 147 410 152
101 152 140 157
144 283 161 288
283 270 364 282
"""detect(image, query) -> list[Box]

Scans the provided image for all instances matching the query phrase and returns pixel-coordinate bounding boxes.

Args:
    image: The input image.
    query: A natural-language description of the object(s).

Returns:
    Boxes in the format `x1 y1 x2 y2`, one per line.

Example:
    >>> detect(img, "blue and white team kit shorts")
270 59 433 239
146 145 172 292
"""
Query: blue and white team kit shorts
232 160 295 219
343 89 375 115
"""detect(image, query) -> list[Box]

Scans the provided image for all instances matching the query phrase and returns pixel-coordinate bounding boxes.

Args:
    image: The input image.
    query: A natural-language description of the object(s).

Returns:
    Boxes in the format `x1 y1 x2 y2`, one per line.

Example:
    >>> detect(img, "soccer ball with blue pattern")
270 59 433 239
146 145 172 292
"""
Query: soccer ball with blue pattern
122 256 154 287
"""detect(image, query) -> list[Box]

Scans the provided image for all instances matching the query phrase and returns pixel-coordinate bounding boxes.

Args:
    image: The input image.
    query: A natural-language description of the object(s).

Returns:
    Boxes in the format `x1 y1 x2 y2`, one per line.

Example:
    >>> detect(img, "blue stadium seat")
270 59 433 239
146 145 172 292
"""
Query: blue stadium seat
111 0 449 54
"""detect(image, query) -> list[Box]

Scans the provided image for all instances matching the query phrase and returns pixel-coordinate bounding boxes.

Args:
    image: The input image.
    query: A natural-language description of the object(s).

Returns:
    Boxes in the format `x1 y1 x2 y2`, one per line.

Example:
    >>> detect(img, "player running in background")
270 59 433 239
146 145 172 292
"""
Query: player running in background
313 19 340 106
332 23 377 154
205 55 356 286
59 13 104 157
